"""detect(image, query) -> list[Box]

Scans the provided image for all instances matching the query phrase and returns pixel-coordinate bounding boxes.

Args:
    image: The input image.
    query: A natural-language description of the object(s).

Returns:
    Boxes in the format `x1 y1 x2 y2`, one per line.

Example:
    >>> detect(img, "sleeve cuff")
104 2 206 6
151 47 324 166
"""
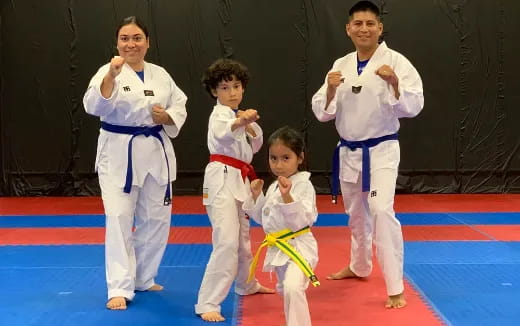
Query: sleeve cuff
96 79 119 101
163 122 180 138
323 97 338 115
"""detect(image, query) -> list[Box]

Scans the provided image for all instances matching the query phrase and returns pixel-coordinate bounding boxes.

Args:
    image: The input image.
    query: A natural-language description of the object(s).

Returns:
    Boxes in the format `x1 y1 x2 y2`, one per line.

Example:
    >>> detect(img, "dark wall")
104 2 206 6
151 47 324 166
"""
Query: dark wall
1 0 519 196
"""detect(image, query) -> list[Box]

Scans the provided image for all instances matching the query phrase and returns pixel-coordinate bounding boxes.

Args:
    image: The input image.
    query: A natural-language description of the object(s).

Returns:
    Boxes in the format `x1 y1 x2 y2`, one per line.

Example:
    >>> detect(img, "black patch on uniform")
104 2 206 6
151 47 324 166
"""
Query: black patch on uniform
370 190 377 197
352 85 362 94
144 90 155 96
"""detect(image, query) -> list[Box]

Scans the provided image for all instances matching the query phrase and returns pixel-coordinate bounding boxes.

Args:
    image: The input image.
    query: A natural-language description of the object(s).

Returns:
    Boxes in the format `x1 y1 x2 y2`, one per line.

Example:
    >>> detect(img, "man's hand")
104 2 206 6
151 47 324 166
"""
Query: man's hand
326 71 344 97
325 71 344 110
376 65 400 99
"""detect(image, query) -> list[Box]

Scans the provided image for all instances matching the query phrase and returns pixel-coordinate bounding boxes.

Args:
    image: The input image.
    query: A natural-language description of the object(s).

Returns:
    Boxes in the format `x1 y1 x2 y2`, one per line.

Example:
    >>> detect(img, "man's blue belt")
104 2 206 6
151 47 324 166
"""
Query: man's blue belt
101 122 172 205
331 133 398 203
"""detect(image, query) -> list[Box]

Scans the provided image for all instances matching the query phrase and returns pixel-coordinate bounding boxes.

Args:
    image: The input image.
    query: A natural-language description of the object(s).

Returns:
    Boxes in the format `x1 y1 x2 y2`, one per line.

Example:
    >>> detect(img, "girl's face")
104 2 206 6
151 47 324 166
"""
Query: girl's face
268 141 303 178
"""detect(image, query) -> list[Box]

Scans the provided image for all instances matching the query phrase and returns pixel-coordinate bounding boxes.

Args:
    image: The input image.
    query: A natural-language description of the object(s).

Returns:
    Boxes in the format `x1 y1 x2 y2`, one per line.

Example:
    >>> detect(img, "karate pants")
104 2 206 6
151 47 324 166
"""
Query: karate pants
195 185 260 314
340 168 404 296
275 261 313 326
99 170 171 301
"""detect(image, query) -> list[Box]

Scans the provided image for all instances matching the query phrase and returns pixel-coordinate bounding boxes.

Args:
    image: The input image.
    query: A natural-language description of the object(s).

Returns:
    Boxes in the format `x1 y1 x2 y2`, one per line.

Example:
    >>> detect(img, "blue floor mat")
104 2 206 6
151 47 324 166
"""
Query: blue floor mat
1 212 519 228
405 241 520 326
1 244 214 267
0 244 238 326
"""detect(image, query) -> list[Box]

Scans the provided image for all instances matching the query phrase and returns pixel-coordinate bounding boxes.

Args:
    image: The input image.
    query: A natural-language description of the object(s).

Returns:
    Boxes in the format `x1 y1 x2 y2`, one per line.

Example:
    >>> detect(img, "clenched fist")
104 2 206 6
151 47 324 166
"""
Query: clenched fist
326 71 344 104
277 176 292 195
327 71 344 90
236 109 260 126
375 64 399 98
250 179 264 201
108 56 125 79
151 105 173 125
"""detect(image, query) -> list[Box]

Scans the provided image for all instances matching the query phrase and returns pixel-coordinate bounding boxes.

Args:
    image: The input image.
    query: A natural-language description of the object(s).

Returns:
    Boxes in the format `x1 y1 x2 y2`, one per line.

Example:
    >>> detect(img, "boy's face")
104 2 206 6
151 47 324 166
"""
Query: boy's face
211 75 244 109
346 11 382 52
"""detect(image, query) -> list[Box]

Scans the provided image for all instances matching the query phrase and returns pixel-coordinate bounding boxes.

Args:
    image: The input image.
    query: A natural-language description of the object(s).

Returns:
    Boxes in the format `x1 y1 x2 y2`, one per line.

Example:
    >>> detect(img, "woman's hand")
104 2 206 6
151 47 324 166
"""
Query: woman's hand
108 56 125 79
101 56 125 98
151 105 174 125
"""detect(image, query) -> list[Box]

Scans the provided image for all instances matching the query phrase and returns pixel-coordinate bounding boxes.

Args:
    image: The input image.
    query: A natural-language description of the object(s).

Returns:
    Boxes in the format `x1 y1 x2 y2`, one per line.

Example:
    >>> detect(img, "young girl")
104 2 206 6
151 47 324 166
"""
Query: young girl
195 58 274 322
243 126 319 326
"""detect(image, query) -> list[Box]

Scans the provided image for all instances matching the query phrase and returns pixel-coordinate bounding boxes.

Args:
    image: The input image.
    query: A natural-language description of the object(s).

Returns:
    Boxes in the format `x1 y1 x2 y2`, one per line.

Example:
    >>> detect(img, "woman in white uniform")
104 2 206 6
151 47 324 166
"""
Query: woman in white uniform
244 126 319 326
311 1 423 308
195 58 274 322
83 16 187 310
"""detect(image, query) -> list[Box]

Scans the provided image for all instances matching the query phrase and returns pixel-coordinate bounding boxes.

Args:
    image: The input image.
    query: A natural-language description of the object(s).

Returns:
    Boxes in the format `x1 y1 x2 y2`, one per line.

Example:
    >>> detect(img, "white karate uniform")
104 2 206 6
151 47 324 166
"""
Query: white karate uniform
243 171 318 326
195 102 263 314
83 61 187 300
312 42 423 296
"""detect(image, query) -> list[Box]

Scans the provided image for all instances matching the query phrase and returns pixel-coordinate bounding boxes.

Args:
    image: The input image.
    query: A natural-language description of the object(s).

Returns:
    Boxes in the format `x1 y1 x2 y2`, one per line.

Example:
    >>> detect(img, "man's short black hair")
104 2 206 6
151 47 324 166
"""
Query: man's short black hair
349 1 381 21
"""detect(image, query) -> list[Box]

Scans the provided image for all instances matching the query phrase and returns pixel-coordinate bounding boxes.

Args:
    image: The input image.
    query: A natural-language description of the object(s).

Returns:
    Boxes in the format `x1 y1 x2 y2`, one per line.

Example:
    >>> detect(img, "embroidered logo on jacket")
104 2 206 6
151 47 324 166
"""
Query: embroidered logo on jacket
352 85 362 94
123 86 131 92
370 190 377 197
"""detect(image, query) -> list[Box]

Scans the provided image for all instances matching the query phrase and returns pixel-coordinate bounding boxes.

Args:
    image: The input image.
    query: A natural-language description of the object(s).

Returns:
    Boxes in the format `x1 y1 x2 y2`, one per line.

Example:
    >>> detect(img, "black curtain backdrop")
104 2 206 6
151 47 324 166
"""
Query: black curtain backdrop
1 0 519 196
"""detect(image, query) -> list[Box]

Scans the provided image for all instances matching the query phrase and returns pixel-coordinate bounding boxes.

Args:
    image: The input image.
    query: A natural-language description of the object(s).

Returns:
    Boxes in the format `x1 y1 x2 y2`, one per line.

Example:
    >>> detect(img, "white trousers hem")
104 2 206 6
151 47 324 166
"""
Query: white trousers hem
108 289 135 301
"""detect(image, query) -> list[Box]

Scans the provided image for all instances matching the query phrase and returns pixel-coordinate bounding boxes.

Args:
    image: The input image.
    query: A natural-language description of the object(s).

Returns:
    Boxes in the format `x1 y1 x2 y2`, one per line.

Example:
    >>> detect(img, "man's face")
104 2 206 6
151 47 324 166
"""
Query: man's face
346 11 383 51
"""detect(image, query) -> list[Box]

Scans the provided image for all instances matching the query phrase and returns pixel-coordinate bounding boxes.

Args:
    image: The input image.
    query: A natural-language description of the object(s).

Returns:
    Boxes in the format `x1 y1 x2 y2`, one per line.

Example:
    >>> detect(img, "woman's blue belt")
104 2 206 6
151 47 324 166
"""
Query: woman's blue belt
101 122 172 205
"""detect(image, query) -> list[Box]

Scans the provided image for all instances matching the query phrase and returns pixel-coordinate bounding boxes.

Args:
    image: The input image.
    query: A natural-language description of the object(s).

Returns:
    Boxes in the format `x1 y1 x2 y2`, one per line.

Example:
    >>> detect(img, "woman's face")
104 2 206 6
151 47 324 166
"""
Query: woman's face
116 23 149 66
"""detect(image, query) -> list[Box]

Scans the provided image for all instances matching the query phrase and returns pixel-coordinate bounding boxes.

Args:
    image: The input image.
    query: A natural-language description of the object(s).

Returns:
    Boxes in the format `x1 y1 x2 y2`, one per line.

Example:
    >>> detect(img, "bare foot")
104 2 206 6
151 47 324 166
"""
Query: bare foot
106 297 127 310
254 284 275 294
146 284 164 291
200 311 225 322
385 293 407 309
326 266 360 280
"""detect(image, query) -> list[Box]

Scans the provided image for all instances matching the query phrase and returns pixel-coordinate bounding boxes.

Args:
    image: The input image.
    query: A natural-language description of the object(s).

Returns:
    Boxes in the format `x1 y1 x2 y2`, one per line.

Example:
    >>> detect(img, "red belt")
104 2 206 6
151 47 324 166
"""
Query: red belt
209 154 258 182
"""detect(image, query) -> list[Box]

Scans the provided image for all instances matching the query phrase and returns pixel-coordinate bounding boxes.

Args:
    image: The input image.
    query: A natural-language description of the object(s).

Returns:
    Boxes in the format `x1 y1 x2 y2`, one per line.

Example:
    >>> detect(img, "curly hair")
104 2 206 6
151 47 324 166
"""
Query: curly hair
202 58 250 99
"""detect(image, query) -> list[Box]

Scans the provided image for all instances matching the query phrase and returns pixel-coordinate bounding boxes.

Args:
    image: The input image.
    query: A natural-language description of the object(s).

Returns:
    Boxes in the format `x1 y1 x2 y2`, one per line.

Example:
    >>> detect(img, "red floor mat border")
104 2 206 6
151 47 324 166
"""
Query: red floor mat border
2 225 515 245
0 194 519 215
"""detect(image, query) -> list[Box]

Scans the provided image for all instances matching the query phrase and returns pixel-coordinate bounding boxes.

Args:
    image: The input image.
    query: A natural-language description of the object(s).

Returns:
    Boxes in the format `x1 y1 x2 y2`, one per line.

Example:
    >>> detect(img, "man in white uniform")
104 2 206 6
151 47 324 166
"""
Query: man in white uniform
311 1 424 308
83 16 187 310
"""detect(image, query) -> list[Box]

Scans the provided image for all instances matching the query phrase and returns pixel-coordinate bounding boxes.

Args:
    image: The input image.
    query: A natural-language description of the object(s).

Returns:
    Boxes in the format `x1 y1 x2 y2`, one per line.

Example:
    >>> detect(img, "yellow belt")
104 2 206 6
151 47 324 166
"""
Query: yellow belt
248 226 320 287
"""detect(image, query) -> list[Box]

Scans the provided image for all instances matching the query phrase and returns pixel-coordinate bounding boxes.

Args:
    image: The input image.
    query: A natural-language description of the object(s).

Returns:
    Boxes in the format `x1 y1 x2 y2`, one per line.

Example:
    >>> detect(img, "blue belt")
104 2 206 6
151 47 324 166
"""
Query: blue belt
331 133 398 203
101 122 172 205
